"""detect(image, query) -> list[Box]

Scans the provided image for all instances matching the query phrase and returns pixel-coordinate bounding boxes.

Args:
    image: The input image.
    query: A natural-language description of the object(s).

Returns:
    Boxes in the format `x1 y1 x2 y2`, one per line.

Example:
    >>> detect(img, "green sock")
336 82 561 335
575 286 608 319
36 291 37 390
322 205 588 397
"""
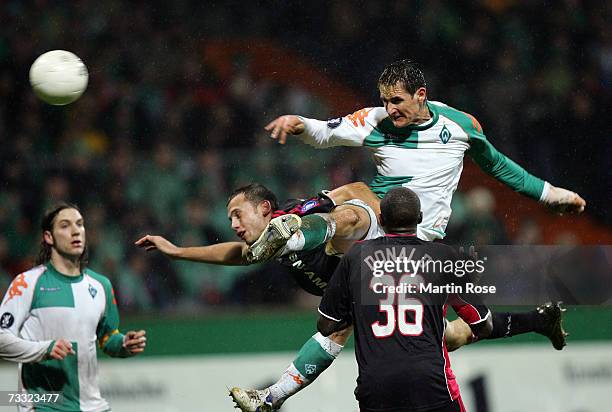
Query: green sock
300 214 335 251
268 333 344 406
293 333 338 379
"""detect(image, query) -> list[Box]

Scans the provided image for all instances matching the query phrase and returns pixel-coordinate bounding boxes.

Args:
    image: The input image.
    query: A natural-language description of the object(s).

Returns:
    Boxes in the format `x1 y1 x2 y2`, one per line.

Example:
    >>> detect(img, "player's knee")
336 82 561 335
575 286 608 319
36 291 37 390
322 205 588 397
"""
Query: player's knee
444 319 473 351
333 207 364 233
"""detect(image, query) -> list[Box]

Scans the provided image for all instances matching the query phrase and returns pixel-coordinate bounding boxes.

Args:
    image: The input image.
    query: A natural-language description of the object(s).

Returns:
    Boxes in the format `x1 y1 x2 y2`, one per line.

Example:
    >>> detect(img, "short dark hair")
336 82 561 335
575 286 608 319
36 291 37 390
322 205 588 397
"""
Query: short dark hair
36 202 89 270
378 59 426 95
380 187 422 229
227 183 278 210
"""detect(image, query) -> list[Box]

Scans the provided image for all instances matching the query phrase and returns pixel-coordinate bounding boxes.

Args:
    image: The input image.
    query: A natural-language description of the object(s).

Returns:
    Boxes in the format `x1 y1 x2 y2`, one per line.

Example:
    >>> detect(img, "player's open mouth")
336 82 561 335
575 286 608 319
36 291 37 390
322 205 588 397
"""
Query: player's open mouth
72 241 82 247
237 231 246 240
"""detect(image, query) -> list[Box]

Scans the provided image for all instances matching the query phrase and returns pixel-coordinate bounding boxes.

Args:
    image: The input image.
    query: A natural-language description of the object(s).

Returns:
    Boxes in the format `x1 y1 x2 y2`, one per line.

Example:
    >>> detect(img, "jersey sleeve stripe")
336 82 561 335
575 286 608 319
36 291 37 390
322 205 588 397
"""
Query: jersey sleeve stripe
317 307 342 323
98 329 120 348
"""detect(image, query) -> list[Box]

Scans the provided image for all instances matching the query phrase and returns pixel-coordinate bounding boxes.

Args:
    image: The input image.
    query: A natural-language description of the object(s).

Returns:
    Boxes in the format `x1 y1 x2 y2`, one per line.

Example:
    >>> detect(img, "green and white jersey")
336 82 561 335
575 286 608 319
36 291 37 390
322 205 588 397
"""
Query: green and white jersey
299 101 548 241
0 264 132 411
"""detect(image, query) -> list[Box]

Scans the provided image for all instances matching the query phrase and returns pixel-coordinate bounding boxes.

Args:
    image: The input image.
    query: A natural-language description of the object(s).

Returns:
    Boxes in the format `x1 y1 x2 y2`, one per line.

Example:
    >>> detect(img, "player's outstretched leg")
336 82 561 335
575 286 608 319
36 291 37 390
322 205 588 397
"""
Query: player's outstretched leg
229 387 273 412
446 302 568 351
487 302 568 350
246 214 302 263
230 330 347 410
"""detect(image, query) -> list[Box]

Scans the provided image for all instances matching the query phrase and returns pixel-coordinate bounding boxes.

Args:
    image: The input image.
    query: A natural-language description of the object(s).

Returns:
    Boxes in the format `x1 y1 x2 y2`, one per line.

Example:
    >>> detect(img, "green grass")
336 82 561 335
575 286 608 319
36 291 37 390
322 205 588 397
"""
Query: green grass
118 306 612 357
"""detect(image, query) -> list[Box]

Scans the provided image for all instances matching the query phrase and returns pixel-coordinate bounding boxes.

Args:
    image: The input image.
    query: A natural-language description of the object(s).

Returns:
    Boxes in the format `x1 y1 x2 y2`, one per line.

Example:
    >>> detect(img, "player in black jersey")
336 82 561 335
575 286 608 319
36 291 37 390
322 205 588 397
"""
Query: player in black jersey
135 182 567 412
135 181 382 296
318 187 492 412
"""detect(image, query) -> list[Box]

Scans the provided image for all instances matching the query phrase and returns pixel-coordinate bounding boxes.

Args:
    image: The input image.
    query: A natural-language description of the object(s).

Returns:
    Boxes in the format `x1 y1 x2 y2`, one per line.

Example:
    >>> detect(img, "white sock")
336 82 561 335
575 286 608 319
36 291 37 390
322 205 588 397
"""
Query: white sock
313 332 344 357
268 363 310 406
282 231 306 254
268 334 344 406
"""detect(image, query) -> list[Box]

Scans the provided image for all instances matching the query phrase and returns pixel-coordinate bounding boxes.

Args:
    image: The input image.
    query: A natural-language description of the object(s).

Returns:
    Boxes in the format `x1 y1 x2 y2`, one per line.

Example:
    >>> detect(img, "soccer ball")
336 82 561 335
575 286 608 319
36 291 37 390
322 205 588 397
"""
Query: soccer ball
29 50 89 105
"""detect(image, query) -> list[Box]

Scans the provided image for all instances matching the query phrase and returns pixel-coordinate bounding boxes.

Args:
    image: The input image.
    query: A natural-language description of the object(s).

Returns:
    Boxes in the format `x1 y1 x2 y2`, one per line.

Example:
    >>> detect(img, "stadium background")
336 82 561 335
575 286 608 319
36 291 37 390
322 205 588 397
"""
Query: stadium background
0 1 611 411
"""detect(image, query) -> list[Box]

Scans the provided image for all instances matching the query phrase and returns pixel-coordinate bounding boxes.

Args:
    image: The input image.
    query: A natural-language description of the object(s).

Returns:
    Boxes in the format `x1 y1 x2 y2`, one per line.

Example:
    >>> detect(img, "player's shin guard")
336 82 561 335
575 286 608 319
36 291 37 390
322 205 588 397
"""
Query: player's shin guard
283 214 336 253
268 332 343 407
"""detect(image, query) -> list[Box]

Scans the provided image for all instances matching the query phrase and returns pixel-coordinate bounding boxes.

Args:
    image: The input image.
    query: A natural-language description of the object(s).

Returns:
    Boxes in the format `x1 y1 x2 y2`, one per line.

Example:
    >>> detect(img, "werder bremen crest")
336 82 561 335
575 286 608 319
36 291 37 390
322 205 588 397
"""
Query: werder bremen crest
439 124 451 144
88 284 97 299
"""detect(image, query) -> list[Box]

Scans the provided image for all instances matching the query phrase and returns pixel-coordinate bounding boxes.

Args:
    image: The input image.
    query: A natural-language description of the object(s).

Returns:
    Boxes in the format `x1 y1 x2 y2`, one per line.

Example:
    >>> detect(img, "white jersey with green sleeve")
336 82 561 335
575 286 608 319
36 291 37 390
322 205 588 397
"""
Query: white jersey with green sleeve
0 264 132 412
299 101 549 241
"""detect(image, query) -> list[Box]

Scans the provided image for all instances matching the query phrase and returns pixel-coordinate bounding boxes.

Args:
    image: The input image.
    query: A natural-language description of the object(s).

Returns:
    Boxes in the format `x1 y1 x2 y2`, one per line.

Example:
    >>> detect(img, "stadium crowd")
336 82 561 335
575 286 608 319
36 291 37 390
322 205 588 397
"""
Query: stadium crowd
0 1 609 312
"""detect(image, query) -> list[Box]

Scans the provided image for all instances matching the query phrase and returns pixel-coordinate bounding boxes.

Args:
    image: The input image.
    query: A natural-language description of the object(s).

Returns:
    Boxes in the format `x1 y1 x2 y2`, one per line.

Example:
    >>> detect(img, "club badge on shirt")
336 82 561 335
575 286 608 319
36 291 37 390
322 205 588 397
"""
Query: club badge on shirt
439 124 452 144
88 284 97 299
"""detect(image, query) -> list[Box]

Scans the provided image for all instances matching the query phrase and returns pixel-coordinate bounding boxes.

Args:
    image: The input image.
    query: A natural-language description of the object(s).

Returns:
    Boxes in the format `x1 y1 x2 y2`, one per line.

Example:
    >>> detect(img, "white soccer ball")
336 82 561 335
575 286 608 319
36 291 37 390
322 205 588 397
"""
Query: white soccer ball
29 50 89 105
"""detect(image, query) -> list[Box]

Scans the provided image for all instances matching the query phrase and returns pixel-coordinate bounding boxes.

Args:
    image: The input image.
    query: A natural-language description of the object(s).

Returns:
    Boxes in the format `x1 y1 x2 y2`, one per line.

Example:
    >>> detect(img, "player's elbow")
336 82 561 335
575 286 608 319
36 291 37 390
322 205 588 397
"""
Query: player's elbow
332 206 368 239
317 317 339 337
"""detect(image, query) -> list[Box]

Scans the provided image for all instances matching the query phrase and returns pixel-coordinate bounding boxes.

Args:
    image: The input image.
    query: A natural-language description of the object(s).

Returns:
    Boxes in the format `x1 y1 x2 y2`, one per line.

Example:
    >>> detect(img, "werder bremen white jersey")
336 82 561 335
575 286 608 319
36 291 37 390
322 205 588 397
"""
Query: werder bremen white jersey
0 264 132 412
299 101 548 241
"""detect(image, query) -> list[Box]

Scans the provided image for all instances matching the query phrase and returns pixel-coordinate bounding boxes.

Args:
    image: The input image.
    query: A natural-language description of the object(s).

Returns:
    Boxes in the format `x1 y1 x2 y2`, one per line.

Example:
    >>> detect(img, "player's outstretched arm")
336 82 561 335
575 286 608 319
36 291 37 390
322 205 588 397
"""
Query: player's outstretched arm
265 115 305 144
135 235 249 266
466 117 586 214
266 109 374 148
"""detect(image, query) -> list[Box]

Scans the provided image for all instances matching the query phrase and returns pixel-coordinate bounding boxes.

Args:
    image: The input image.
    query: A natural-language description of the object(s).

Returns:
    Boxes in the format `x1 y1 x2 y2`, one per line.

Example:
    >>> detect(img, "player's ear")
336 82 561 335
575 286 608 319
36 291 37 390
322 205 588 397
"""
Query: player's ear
260 200 272 216
43 230 54 246
417 211 423 224
414 87 427 103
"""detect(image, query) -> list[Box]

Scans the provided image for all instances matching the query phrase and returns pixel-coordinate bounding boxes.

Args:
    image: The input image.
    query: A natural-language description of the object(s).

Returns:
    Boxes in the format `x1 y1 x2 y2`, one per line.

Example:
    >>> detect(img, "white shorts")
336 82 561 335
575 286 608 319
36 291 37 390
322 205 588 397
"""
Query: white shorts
342 199 386 241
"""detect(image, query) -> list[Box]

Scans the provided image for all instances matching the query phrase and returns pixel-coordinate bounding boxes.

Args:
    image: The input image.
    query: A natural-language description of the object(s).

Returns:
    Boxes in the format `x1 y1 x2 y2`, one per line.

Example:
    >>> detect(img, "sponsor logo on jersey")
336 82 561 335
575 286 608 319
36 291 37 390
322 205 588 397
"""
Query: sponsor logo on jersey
291 258 328 290
88 284 97 299
439 124 452 144
347 108 371 127
383 132 407 144
0 312 14 329
6 274 28 302
305 364 317 375
39 287 61 292
307 272 327 290
301 200 318 212
327 117 342 129
292 259 306 270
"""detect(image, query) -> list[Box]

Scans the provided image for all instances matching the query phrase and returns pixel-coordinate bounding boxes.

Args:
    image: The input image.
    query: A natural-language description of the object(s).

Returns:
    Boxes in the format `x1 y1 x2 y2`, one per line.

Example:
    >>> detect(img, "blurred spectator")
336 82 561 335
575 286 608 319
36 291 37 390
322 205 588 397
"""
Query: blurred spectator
453 187 508 246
